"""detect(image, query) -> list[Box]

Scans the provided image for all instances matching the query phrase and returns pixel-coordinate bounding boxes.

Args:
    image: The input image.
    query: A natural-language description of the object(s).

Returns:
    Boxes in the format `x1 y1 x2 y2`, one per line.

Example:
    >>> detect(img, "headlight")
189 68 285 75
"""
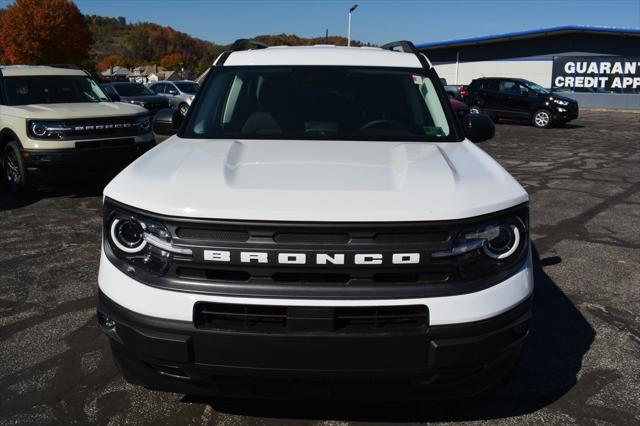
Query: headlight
104 204 192 277
129 100 146 107
433 210 529 280
110 217 146 253
468 220 523 259
28 121 72 139
553 99 569 106
135 115 151 132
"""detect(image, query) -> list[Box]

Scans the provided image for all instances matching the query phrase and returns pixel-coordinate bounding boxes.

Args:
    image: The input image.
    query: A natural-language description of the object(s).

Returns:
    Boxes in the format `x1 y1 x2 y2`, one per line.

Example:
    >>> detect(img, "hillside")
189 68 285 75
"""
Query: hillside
87 16 368 75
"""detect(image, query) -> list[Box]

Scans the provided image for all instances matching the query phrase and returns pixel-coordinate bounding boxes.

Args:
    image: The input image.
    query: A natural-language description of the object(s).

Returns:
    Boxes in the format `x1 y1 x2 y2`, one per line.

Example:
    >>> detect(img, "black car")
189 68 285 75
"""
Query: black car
101 82 169 117
464 77 579 128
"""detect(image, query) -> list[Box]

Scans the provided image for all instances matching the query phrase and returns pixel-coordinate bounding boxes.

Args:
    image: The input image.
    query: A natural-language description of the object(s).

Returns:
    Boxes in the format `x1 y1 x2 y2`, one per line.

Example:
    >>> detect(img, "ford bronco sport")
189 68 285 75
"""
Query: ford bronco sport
98 40 533 400
0 65 155 193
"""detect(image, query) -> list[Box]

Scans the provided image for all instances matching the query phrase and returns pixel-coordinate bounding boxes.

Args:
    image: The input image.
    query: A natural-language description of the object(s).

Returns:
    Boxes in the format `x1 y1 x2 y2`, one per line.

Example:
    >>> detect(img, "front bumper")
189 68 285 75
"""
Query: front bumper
552 104 579 122
98 289 532 400
23 138 155 176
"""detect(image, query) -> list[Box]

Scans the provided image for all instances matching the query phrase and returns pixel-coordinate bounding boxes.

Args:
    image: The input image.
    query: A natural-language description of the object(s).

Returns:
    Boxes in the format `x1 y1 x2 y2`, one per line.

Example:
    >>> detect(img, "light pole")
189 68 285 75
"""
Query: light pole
347 4 358 47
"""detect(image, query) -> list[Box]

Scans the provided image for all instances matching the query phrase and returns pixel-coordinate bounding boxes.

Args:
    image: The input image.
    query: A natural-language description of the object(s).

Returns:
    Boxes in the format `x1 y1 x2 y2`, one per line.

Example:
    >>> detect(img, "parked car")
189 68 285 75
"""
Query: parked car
147 80 199 116
0 66 155 193
465 77 579 128
101 82 169 117
450 96 469 119
98 41 531 400
444 84 464 100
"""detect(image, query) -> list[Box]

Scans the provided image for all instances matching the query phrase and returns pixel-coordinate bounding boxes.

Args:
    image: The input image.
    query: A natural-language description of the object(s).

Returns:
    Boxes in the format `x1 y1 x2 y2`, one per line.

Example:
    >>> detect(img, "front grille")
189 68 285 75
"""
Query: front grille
175 267 450 285
75 138 135 149
175 227 250 242
104 198 529 299
194 303 428 334
29 116 148 140
174 226 451 245
274 232 351 244
163 219 459 294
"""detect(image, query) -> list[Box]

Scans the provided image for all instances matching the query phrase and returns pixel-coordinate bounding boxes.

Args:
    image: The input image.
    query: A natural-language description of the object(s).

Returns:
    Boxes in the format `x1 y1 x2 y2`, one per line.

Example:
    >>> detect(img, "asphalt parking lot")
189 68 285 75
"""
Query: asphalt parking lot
0 110 639 425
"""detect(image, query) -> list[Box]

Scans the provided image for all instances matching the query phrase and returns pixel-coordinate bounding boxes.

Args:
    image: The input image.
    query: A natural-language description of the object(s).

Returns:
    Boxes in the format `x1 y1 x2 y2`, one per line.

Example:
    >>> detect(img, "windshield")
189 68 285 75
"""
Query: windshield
175 82 199 94
183 66 454 142
112 83 155 97
3 76 110 105
524 81 550 95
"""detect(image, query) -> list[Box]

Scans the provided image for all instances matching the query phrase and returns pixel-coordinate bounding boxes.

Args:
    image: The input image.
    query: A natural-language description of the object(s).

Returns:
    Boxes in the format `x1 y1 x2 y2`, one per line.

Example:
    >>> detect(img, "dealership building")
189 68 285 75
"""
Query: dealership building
417 26 640 109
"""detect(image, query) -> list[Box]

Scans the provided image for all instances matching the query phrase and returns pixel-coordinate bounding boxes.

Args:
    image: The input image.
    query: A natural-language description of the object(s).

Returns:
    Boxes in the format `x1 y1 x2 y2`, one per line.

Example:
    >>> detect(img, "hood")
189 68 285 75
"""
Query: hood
3 102 147 119
118 95 168 105
104 139 528 222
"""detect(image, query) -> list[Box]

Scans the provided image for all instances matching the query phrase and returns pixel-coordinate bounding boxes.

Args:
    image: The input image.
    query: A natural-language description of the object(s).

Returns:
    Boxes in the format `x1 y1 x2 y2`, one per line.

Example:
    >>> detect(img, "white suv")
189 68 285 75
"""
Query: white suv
98 40 533 400
0 65 155 193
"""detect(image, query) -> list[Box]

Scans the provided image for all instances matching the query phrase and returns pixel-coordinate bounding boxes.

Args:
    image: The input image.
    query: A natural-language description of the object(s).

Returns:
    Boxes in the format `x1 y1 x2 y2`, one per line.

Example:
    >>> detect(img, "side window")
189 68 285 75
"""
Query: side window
484 79 499 92
499 80 522 95
167 83 178 94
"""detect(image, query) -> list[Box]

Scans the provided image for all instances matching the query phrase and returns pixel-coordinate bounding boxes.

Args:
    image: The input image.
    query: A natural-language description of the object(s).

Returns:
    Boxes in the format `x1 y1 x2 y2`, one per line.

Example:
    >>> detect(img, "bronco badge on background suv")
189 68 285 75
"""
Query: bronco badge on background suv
97 40 533 400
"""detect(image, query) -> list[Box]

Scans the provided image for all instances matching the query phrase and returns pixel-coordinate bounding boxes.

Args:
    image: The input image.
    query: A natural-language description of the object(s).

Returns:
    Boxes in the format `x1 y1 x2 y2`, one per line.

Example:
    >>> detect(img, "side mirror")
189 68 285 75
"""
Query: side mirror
110 93 121 102
462 113 495 143
152 108 182 136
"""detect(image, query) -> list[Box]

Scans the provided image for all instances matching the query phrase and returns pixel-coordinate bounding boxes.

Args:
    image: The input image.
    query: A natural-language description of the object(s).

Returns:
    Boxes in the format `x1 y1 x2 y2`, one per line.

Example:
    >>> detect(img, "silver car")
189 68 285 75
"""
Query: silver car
148 80 199 116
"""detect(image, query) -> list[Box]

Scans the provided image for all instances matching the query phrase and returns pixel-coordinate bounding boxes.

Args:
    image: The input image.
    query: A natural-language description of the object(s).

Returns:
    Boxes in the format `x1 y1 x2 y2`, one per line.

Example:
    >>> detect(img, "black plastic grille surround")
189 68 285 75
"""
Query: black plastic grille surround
103 198 529 300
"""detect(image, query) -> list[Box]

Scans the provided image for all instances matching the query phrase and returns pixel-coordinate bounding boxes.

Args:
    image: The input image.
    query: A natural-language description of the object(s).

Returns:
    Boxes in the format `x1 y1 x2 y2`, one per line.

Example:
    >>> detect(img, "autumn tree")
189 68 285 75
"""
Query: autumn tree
0 0 91 65
160 52 184 70
96 54 127 72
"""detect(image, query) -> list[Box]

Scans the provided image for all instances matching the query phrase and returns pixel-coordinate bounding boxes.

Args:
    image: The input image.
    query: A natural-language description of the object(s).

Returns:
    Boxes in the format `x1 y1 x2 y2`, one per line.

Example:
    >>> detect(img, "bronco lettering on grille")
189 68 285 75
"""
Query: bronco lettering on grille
202 250 420 265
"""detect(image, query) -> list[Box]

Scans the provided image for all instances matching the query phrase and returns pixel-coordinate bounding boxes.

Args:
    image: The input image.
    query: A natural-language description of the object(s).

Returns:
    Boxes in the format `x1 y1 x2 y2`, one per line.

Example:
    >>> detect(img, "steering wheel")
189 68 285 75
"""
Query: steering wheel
359 119 406 131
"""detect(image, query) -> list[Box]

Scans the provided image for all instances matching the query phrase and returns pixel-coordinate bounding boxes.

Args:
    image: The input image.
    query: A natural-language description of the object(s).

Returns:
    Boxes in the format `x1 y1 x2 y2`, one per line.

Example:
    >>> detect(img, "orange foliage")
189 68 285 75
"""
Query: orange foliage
0 0 91 65
160 52 184 70
96 54 127 72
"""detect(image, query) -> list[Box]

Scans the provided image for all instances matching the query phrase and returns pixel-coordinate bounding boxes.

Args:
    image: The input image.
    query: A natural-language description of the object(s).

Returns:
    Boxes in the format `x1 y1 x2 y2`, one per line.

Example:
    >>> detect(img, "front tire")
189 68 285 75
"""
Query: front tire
2 141 29 194
469 105 482 114
532 109 552 128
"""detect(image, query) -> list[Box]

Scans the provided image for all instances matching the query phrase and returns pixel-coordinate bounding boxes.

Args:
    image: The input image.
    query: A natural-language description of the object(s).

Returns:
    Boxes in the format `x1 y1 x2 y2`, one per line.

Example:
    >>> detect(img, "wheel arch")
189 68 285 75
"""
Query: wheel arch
0 128 23 154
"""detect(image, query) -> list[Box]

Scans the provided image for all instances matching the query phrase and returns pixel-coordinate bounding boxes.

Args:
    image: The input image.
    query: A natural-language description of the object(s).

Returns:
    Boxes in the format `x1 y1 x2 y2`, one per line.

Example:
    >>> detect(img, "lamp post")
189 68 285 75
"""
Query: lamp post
347 4 358 47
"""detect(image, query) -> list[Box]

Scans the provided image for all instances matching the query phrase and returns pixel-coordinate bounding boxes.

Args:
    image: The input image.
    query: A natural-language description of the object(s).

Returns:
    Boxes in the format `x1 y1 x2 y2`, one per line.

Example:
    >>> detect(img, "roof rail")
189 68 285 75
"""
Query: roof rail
231 39 269 51
380 40 418 54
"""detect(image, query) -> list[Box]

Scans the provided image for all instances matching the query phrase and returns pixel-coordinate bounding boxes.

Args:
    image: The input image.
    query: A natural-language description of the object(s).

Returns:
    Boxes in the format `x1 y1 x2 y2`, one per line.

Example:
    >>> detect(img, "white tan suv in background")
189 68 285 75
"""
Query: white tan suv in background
98 40 533 400
0 65 155 193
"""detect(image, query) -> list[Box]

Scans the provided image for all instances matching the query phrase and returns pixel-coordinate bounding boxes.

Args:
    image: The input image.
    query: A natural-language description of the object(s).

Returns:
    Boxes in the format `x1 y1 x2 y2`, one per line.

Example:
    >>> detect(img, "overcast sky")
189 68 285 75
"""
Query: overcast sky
4 0 639 45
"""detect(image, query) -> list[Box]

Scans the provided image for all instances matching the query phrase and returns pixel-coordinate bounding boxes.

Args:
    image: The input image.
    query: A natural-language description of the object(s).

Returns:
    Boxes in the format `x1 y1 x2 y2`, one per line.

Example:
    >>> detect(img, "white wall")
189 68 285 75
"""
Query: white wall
434 60 553 87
